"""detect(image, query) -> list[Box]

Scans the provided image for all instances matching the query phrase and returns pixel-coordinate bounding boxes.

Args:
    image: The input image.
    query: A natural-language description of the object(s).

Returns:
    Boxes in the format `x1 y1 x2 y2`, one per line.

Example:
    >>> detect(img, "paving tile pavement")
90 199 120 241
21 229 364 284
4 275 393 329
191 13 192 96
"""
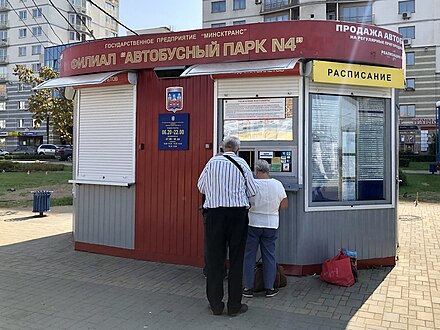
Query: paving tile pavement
0 202 439 329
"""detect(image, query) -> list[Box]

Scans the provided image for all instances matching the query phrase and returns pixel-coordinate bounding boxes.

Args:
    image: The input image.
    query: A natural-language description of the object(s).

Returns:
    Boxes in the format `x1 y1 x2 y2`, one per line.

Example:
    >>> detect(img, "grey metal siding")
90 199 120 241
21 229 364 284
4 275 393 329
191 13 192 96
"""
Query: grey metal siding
74 184 135 249
277 189 397 265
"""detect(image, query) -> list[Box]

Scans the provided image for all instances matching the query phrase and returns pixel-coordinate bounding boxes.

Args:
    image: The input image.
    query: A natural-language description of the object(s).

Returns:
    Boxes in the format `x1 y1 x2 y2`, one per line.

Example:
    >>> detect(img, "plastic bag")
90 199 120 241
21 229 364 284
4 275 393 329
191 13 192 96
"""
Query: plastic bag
320 251 355 287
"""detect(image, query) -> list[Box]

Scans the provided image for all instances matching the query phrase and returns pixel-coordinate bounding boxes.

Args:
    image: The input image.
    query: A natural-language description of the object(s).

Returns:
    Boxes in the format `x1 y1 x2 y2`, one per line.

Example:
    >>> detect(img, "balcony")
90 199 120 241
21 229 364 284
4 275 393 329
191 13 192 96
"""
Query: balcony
0 38 7 47
0 20 7 29
68 23 91 33
0 73 7 82
0 3 10 12
0 56 7 64
261 0 299 14
340 15 373 24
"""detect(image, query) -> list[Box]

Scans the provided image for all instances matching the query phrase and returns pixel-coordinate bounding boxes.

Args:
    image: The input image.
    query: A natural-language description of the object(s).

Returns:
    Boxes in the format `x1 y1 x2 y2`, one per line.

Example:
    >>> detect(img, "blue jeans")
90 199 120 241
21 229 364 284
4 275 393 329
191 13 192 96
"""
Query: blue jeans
243 226 278 290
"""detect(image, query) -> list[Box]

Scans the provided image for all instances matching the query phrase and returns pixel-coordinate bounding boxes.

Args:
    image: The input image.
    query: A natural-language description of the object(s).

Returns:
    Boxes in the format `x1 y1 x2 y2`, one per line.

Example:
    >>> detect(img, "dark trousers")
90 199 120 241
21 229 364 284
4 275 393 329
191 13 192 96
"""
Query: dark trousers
205 207 249 313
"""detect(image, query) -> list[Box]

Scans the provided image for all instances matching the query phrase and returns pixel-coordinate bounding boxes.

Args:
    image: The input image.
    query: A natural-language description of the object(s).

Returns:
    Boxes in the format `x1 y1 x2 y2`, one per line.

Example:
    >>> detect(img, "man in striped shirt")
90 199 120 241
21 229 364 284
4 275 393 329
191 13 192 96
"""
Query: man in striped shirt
198 136 258 316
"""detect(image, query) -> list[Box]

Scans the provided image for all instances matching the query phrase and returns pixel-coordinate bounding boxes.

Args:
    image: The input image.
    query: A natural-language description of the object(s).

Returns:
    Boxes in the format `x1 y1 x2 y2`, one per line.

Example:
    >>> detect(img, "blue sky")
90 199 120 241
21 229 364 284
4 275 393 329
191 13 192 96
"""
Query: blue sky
118 0 203 35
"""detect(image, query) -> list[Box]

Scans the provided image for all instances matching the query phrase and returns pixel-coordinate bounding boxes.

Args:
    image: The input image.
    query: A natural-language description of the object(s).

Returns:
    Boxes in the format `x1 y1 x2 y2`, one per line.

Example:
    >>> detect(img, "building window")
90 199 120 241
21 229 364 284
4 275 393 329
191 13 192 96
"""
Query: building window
264 14 289 22
400 104 415 117
32 45 41 55
0 30 6 40
405 78 415 90
264 0 288 11
0 48 6 62
31 63 41 72
32 26 42 36
211 23 226 28
18 46 26 56
19 28 27 38
105 2 115 12
18 83 26 91
406 52 415 65
32 8 42 18
19 100 26 109
341 5 372 23
0 13 7 25
309 94 390 204
17 119 24 128
211 1 226 13
0 66 6 80
18 10 27 20
233 0 246 10
0 119 5 128
0 102 5 110
399 26 415 39
233 20 246 25
398 0 415 13
69 31 80 41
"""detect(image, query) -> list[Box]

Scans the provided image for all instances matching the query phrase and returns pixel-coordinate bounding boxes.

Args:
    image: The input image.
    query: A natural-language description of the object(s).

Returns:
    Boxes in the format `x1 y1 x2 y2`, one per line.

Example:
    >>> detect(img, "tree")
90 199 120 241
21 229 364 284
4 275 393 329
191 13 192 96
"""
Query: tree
13 65 73 143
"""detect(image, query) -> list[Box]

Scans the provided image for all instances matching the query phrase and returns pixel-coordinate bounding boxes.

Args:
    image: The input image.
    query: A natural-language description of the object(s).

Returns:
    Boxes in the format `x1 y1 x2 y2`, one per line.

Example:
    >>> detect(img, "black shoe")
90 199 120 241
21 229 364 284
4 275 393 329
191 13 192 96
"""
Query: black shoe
210 302 224 316
242 288 253 298
227 303 248 317
265 288 279 298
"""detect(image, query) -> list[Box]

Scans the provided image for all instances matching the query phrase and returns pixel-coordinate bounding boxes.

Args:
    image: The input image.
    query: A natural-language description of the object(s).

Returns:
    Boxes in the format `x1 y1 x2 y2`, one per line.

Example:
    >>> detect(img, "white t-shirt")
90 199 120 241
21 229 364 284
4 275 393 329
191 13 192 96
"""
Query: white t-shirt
248 178 287 229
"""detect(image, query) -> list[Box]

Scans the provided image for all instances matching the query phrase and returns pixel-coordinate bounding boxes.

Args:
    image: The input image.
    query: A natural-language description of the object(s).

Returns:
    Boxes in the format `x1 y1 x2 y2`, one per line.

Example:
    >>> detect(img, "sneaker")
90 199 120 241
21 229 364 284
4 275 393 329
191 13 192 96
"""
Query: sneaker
227 303 248 317
265 288 279 298
242 288 254 298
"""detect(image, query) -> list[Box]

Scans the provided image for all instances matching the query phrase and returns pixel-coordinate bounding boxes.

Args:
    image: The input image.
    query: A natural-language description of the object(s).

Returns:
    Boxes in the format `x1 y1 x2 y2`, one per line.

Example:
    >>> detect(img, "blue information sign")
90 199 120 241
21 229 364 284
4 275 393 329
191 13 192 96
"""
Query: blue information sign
158 113 189 150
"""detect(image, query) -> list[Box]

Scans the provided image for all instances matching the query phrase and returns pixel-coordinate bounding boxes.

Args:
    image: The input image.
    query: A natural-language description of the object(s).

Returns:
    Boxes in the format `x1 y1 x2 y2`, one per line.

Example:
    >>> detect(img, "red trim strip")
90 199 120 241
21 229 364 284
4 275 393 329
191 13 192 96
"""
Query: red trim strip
75 242 135 258
75 242 395 277
281 256 396 276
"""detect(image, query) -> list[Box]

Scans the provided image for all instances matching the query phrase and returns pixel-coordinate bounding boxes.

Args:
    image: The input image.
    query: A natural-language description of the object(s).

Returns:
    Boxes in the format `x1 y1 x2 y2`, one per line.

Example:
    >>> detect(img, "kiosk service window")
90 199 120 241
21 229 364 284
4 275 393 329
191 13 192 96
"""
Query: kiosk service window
223 98 294 141
219 97 298 191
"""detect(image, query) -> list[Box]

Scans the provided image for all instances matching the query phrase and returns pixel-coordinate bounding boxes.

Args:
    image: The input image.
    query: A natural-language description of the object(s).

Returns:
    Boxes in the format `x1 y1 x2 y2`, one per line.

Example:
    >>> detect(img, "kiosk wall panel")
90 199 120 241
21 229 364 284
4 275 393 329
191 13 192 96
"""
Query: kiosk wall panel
296 207 396 263
74 184 135 249
135 70 214 266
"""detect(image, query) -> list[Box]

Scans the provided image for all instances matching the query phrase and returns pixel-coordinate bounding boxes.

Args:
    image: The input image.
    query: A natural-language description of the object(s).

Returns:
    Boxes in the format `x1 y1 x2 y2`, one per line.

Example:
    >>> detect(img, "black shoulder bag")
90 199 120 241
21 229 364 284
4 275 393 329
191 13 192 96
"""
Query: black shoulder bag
223 154 246 179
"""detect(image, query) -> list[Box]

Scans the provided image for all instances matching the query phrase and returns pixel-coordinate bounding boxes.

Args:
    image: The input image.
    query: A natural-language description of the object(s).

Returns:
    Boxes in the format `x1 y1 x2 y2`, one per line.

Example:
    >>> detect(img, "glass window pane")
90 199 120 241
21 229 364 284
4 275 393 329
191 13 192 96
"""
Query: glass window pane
223 98 294 141
310 94 386 203
398 2 405 13
406 52 415 65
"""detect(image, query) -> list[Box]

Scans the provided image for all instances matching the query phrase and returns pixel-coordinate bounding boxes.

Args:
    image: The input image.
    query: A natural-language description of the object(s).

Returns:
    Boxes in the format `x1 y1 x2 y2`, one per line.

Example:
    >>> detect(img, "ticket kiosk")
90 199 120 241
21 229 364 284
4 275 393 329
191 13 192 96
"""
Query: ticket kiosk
38 20 404 275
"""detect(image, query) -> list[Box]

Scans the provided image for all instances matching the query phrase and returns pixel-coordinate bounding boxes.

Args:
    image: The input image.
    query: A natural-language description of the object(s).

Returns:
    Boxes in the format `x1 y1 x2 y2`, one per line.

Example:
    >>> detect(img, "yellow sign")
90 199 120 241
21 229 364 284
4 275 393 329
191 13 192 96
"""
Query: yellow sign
313 61 404 89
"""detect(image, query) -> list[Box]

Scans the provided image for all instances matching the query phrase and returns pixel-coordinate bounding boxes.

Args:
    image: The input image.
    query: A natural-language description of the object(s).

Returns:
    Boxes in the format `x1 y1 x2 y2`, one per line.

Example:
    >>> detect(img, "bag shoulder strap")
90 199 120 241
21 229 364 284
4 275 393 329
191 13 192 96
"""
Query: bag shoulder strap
223 154 245 179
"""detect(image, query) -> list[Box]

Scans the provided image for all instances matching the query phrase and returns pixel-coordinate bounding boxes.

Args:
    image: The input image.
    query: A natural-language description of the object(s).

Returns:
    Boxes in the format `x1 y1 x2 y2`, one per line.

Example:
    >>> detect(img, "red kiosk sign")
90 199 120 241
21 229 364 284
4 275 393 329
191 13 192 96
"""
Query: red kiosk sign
60 20 403 77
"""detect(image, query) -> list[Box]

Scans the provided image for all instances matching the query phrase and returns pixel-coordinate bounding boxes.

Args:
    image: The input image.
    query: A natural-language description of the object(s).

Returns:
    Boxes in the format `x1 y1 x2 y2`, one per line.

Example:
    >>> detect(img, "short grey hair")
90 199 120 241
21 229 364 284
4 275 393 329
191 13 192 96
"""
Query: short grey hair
255 159 270 173
222 136 240 152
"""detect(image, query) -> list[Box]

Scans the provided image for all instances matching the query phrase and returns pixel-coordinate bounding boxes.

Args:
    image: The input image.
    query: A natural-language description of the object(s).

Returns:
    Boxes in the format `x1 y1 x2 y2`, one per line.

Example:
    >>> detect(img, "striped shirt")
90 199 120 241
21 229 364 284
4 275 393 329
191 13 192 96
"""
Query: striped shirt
197 152 258 208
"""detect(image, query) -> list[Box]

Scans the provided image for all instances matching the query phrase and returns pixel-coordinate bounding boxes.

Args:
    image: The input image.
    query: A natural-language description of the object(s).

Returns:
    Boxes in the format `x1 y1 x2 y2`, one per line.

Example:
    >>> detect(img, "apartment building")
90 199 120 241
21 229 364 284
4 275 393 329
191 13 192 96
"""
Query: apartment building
0 0 119 149
203 0 440 154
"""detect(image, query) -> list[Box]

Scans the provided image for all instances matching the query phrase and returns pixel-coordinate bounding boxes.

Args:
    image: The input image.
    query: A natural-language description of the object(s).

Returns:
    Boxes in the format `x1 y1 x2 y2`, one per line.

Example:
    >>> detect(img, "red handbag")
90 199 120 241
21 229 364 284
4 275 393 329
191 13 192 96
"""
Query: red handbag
320 252 355 287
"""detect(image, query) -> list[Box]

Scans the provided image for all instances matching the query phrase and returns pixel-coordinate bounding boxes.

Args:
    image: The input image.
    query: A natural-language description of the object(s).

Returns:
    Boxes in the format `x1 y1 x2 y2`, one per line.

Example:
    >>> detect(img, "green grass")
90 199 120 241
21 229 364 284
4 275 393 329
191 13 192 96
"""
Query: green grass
399 173 440 202
51 196 73 206
404 162 435 171
0 168 72 193
0 167 73 208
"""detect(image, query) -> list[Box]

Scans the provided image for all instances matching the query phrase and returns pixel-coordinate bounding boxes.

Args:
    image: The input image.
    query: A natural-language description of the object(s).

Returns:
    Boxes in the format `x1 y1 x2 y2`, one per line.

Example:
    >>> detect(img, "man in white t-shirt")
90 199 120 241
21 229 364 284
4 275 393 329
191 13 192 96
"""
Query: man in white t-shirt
242 159 288 298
